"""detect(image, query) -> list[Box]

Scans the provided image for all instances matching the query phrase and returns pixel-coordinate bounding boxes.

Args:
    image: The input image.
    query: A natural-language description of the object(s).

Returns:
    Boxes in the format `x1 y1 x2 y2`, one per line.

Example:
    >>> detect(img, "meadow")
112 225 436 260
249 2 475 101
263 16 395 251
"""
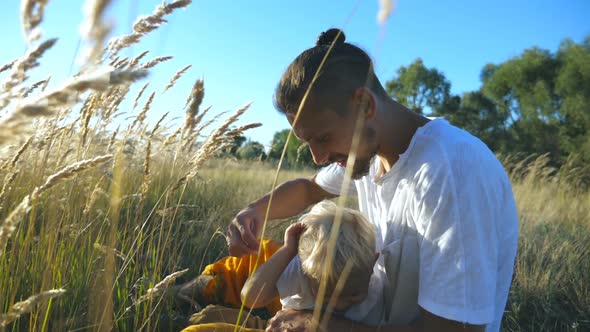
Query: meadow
1 1 589 331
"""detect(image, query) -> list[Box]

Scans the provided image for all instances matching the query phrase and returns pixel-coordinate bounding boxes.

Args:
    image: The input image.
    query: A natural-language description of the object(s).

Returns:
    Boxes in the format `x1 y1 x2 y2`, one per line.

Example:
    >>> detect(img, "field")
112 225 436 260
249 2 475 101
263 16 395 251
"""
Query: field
1 1 589 331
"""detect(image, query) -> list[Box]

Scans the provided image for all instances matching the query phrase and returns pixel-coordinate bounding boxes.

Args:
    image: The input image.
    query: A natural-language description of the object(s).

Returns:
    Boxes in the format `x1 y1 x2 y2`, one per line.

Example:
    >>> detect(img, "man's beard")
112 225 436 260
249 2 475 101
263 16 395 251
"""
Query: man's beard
351 154 376 179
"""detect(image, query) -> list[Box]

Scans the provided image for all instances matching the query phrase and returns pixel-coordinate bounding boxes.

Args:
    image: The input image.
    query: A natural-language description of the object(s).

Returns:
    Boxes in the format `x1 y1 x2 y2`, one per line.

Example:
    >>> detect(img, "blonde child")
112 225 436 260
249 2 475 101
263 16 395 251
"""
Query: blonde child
242 200 381 324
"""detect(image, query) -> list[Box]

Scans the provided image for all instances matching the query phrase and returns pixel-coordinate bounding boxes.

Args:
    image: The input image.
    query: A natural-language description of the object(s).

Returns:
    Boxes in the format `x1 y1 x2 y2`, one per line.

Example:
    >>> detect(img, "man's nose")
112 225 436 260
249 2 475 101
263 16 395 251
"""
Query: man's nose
309 144 329 165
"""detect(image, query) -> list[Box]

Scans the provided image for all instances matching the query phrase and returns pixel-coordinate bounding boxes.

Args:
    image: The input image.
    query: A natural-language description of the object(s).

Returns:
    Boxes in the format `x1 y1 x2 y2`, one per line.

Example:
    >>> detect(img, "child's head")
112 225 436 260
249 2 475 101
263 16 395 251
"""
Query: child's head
297 200 376 312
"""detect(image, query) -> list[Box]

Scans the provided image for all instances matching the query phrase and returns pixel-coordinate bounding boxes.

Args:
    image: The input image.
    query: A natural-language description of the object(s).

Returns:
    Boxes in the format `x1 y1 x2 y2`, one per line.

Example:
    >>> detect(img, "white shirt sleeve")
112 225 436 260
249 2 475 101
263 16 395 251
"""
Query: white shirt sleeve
314 163 357 196
414 160 498 325
276 256 315 310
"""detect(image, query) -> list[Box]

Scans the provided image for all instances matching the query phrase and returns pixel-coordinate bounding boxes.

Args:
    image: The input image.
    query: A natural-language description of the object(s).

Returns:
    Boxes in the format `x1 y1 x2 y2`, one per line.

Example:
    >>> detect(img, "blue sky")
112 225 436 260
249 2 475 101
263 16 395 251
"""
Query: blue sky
1 0 589 148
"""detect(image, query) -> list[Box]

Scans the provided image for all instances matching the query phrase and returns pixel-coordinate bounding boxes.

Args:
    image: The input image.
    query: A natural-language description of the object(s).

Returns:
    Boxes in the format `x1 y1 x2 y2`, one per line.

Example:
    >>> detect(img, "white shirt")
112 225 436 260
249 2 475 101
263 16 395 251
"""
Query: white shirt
314 118 519 332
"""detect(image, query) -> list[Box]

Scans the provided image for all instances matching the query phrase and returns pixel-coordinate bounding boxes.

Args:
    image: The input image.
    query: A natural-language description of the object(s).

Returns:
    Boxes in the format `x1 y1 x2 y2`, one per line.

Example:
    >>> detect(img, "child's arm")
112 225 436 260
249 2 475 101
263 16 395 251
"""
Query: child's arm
241 223 306 308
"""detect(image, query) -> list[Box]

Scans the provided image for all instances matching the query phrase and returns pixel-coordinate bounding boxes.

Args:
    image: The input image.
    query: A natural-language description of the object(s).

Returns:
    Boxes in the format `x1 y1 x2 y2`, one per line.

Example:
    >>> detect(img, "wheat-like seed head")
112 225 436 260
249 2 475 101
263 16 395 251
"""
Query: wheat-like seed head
163 64 191 94
125 269 189 313
107 0 192 57
133 82 149 109
0 68 147 146
33 154 114 197
0 171 19 212
80 0 113 66
0 38 58 111
20 0 49 44
0 289 66 327
129 50 150 68
131 91 155 130
141 56 173 69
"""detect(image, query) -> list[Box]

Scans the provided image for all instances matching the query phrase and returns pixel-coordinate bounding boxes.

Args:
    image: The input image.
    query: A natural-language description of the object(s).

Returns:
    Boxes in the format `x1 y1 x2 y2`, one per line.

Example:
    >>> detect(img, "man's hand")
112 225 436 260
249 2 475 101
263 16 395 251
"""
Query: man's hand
284 223 307 256
265 309 315 332
227 206 264 257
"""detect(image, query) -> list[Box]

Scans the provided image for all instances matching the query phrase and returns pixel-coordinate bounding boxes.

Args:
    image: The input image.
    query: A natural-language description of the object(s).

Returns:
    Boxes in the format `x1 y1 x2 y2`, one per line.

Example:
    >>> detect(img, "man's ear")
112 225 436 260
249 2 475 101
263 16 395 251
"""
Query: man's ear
351 87 376 120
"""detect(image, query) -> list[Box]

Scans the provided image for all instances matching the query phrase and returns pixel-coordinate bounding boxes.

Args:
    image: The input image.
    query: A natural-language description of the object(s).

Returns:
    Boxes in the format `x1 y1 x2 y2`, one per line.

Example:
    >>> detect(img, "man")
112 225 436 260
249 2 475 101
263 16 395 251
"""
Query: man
227 29 518 332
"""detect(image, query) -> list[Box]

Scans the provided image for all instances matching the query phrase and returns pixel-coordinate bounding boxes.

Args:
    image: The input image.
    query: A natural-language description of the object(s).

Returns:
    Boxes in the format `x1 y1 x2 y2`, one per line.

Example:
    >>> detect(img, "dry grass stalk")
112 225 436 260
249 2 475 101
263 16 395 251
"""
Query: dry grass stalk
182 109 225 150
114 57 130 69
182 78 205 139
0 38 58 110
133 82 149 109
162 128 181 147
129 50 150 68
20 0 49 43
141 140 152 198
150 112 169 138
107 0 192 57
106 126 120 152
163 64 191 94
131 91 155 130
0 155 113 256
83 179 106 217
175 104 255 189
0 171 19 212
21 78 49 98
126 269 189 312
80 0 113 65
34 154 113 196
140 56 173 69
0 68 147 146
2 136 33 171
0 288 66 327
0 60 17 74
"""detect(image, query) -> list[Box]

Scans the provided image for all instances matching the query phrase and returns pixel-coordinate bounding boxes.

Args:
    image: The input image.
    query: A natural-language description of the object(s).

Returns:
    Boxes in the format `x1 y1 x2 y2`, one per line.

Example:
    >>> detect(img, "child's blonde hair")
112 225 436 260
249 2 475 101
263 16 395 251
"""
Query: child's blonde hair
298 200 376 295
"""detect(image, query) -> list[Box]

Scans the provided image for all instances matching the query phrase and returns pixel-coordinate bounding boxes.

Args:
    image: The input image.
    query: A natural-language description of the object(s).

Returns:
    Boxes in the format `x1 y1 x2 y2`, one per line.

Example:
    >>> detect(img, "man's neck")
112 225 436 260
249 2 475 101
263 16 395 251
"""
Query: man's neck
376 100 429 172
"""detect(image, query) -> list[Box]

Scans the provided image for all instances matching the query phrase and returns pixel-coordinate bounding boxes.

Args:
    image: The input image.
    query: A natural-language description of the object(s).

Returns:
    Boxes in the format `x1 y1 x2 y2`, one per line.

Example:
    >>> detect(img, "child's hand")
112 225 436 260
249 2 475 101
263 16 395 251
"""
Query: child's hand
284 222 306 256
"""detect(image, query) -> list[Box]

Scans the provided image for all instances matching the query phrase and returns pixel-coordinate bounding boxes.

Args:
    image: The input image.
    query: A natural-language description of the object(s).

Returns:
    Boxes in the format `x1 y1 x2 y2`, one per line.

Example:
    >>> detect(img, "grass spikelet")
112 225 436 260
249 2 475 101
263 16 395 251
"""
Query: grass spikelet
131 91 155 130
0 171 19 212
35 154 113 196
107 0 192 57
0 289 66 327
175 104 254 189
107 126 120 152
0 38 58 110
0 68 147 146
133 82 149 109
141 56 173 69
129 50 150 68
20 0 49 43
163 64 191 94
125 269 189 312
21 77 49 98
150 112 169 138
0 60 17 74
80 0 113 66
182 78 205 139
2 136 33 171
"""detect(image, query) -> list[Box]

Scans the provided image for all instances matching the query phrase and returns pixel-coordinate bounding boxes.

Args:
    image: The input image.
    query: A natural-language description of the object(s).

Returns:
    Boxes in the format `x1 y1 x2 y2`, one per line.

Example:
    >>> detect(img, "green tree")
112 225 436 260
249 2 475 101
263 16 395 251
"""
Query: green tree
237 140 267 160
268 129 314 167
481 40 590 158
385 58 452 114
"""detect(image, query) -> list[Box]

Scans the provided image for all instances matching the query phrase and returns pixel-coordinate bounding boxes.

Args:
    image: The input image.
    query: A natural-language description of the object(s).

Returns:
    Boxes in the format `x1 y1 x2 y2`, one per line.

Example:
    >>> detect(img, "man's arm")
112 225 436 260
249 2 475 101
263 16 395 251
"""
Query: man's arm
228 177 335 256
265 308 486 332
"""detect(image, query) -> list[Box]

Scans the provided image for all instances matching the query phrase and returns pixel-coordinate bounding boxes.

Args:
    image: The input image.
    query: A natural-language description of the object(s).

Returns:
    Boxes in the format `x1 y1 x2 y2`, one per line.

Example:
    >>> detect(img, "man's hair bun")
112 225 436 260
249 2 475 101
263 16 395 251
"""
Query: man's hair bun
316 28 346 47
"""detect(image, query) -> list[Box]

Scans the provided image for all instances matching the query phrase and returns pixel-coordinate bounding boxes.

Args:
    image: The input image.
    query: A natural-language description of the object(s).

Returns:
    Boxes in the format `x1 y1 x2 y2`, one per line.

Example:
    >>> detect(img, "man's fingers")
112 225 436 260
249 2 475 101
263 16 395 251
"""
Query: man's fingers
237 221 260 251
227 224 255 256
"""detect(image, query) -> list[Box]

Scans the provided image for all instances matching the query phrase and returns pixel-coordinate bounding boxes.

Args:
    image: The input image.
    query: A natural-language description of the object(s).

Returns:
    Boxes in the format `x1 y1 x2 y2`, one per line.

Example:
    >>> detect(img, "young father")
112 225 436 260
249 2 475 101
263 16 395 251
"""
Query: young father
227 29 519 332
